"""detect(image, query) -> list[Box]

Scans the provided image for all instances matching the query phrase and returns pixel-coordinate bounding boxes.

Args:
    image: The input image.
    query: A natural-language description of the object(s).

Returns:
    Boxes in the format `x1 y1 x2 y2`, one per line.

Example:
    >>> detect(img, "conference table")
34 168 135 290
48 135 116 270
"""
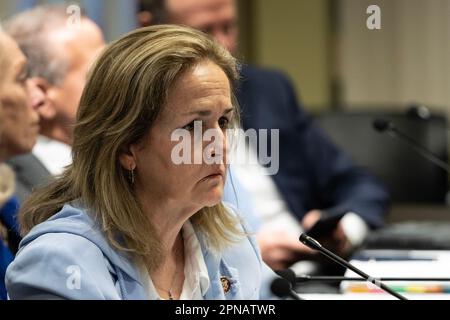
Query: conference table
299 293 450 300
292 202 450 300
293 248 450 300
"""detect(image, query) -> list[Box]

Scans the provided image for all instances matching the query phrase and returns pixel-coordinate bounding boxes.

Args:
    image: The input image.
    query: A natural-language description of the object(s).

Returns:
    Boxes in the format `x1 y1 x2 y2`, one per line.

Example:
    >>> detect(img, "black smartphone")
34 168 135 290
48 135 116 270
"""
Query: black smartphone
305 213 345 238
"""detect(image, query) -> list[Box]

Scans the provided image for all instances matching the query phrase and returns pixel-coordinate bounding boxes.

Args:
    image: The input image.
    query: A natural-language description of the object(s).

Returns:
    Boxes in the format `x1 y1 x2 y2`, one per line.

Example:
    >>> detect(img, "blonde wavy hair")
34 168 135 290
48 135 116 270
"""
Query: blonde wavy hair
19 25 243 271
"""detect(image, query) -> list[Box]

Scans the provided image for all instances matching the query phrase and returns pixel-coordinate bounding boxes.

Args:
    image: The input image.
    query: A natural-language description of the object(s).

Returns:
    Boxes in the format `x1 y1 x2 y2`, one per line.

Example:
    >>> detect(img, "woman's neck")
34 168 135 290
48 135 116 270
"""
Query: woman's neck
135 190 197 299
150 231 185 300
136 189 199 251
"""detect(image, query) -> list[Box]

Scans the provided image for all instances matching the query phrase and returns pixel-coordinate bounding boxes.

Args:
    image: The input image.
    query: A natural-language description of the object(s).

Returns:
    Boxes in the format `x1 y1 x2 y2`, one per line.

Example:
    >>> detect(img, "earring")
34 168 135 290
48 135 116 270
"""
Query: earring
129 165 135 184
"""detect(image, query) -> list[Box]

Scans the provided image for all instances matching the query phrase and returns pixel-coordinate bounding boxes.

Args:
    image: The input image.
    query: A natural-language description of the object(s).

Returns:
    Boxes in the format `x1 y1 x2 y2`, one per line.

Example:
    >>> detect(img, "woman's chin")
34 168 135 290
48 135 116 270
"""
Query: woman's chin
201 189 224 207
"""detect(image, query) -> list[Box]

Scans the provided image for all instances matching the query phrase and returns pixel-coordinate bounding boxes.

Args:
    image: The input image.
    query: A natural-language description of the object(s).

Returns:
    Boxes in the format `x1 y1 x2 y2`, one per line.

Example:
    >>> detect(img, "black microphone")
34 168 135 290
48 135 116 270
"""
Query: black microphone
373 118 450 173
275 269 297 286
270 277 302 300
373 118 395 132
407 104 431 120
299 233 408 300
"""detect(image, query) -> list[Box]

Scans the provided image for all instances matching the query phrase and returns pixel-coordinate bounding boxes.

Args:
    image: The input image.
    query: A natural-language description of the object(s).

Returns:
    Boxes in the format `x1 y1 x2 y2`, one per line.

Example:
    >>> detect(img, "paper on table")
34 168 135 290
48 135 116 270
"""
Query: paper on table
341 250 450 296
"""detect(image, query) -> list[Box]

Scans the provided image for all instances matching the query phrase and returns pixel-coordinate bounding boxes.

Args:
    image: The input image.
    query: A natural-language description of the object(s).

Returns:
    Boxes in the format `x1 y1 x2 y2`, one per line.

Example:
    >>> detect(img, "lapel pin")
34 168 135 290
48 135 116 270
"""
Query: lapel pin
220 276 231 294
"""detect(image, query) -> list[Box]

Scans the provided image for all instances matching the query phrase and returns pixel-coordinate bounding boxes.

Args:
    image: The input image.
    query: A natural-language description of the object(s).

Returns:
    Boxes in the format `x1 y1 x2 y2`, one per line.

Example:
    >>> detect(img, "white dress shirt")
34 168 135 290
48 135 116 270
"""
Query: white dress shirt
32 135 72 176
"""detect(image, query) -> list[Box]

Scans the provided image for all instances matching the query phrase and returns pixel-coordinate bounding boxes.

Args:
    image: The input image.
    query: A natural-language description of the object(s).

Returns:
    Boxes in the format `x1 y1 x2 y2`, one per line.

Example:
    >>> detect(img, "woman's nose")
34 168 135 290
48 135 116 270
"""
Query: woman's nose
203 128 227 163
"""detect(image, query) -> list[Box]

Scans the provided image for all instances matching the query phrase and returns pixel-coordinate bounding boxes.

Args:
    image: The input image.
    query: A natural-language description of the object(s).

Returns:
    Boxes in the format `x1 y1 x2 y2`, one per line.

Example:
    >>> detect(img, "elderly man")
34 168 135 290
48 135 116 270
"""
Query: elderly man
139 0 389 270
5 5 105 202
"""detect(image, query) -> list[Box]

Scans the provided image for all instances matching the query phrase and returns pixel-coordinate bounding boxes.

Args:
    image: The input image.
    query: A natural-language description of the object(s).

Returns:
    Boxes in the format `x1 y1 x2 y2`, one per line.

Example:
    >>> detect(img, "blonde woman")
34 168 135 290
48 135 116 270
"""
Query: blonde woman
6 25 277 300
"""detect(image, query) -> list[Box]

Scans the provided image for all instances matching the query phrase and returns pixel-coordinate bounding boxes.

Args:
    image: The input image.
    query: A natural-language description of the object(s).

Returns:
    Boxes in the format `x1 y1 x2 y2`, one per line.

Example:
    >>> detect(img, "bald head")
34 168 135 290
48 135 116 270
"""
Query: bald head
140 0 238 54
168 0 237 53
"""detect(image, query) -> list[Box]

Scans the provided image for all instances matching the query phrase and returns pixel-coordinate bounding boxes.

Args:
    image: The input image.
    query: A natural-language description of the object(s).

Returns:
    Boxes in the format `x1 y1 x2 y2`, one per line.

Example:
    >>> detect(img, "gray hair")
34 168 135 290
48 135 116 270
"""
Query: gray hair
4 4 86 85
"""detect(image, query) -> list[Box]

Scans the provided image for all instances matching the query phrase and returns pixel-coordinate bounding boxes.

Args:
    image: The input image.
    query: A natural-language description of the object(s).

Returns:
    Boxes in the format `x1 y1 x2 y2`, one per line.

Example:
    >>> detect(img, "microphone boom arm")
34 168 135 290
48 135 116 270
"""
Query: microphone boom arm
299 234 408 300
388 128 450 173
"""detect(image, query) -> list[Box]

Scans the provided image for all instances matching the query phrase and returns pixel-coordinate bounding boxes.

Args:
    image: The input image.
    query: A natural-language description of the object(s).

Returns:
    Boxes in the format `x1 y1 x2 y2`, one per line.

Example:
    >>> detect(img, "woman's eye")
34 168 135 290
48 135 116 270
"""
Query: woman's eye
219 117 230 129
182 120 197 131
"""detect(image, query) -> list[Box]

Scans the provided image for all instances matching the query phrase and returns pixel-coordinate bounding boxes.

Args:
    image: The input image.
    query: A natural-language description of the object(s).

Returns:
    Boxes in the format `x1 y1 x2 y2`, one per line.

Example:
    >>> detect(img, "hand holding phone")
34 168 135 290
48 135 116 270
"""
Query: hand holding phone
305 212 345 239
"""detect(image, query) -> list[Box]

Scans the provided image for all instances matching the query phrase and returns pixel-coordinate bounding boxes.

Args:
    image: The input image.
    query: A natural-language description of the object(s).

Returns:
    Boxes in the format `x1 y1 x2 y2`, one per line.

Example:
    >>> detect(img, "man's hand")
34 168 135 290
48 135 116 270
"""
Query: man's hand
302 210 352 258
256 230 316 270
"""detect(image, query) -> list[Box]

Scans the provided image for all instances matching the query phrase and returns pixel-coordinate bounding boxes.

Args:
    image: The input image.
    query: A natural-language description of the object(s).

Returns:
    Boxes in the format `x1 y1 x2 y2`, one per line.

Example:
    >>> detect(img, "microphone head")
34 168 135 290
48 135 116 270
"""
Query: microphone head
373 118 394 132
299 233 322 250
407 104 431 120
270 277 293 299
275 269 296 286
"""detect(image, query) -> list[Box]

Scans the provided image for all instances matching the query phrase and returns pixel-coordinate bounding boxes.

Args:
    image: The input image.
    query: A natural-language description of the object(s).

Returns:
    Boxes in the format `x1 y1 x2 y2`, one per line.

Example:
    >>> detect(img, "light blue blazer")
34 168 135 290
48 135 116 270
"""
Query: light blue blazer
6 201 278 300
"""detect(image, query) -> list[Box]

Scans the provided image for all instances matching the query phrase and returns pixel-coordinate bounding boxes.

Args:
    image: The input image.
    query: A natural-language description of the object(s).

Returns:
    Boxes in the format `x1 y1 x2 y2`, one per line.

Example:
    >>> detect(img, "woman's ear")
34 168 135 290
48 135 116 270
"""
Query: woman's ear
119 145 137 171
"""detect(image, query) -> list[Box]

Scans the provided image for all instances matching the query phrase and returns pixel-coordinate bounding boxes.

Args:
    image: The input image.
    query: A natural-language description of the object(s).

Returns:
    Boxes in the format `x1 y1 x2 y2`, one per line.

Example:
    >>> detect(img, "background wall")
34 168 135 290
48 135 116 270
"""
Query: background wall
2 0 450 115
338 0 450 116
239 0 332 111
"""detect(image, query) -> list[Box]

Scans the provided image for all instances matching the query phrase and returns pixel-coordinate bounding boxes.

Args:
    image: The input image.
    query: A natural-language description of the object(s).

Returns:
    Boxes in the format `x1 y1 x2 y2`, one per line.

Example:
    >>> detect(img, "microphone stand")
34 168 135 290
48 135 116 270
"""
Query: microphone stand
270 277 303 300
373 118 450 173
388 127 450 173
299 233 408 300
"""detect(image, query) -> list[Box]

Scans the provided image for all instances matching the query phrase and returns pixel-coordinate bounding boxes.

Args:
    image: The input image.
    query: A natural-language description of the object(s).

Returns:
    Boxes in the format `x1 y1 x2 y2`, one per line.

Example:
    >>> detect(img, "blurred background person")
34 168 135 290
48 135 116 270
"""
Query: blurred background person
138 0 389 271
4 4 105 203
0 28 44 300
6 25 277 300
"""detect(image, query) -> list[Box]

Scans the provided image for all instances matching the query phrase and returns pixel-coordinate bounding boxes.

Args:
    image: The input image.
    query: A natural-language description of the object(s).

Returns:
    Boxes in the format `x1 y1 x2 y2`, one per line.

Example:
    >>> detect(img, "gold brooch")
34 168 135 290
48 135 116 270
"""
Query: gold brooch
220 276 231 294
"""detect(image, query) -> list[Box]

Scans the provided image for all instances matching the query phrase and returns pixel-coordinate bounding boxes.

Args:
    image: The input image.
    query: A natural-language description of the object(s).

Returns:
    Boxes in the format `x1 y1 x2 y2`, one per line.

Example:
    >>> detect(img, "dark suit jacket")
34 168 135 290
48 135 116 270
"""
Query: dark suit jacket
6 154 52 204
0 197 19 300
236 65 389 228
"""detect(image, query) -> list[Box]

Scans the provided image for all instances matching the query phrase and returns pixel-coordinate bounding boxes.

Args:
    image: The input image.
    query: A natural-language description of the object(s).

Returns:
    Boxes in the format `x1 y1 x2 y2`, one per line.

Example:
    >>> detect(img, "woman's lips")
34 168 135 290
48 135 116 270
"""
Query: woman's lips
201 169 225 182
204 173 222 180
